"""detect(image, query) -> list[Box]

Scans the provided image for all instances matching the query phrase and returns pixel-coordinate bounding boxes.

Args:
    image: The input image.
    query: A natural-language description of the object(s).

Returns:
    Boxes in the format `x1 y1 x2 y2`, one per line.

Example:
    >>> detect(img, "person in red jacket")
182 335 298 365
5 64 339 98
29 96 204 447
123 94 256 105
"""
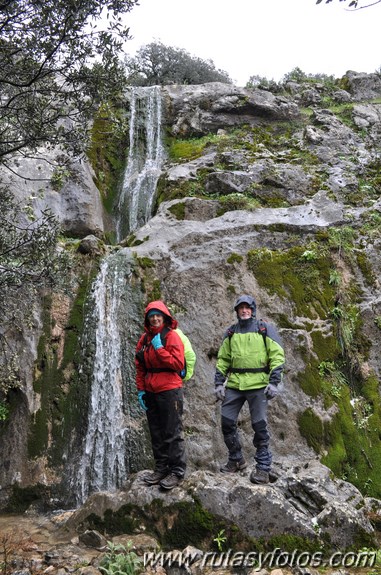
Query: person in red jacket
135 300 186 490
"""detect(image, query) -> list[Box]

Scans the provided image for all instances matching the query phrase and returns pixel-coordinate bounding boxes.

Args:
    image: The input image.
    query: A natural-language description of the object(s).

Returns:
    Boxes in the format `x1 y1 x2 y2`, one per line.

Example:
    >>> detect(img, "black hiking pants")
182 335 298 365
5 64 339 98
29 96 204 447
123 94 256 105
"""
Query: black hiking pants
221 387 272 471
145 388 186 478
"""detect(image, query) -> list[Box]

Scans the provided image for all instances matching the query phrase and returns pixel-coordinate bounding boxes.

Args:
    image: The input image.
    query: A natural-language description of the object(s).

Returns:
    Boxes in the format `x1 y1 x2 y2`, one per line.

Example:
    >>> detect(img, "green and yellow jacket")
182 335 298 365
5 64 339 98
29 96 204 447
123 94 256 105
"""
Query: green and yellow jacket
214 317 285 391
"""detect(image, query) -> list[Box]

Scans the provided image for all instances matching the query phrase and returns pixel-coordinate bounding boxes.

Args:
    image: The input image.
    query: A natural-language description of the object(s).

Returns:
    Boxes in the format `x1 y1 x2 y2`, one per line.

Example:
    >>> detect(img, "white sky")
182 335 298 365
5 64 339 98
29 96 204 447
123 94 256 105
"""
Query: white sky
123 0 381 86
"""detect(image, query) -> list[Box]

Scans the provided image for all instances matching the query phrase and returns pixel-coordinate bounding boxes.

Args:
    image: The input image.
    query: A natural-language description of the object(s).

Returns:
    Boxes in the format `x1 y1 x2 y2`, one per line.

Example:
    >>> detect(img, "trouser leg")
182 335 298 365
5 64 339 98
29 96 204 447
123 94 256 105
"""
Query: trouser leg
145 388 186 477
221 388 246 461
145 391 168 474
246 388 272 472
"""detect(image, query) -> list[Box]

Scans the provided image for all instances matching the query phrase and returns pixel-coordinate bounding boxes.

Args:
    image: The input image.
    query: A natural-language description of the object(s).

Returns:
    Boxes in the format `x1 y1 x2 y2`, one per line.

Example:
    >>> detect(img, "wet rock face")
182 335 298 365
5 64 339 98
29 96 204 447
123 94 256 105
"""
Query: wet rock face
2 74 381 549
124 189 349 478
163 83 300 137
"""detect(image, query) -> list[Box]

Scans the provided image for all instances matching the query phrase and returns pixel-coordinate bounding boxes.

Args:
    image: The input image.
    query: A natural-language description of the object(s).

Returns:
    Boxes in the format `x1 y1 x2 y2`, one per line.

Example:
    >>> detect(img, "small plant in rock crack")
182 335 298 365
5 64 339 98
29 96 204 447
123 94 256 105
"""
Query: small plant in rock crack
99 541 143 575
213 529 227 552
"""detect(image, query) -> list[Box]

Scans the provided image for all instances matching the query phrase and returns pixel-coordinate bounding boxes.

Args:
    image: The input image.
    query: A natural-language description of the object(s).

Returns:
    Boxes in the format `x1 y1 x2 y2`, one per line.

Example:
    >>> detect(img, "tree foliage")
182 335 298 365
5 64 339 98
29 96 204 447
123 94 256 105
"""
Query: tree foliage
316 0 381 9
282 67 336 84
0 0 138 161
0 190 60 292
0 186 66 396
124 41 233 86
246 68 337 92
0 0 139 404
246 75 283 93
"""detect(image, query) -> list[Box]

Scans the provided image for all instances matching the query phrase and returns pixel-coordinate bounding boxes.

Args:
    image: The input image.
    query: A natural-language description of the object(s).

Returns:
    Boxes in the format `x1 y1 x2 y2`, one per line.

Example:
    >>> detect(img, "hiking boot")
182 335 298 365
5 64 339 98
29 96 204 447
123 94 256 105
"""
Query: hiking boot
159 473 183 490
143 470 168 485
250 468 270 484
220 458 247 473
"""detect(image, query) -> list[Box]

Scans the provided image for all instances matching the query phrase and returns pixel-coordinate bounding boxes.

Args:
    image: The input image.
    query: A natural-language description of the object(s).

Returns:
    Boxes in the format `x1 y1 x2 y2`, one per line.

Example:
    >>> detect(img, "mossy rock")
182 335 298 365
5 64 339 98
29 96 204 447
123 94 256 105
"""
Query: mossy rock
79 499 248 551
77 498 327 554
168 202 186 220
247 245 337 320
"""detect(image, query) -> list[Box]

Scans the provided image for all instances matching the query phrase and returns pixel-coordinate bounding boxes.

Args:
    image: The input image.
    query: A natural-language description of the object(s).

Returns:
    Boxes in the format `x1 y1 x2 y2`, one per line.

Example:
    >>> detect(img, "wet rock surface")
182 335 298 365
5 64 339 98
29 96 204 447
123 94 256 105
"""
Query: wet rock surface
2 72 381 565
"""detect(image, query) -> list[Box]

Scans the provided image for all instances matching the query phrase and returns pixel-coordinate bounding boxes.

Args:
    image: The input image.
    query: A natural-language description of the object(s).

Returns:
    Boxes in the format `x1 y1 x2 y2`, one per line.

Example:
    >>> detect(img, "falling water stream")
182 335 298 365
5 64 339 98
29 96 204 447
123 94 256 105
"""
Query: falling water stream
72 87 163 503
75 255 127 503
116 85 164 240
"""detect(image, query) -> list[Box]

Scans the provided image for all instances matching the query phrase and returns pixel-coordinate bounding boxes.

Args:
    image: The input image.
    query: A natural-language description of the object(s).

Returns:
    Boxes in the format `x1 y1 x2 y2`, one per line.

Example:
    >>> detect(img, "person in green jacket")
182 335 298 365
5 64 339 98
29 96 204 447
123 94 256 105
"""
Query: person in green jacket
214 294 285 484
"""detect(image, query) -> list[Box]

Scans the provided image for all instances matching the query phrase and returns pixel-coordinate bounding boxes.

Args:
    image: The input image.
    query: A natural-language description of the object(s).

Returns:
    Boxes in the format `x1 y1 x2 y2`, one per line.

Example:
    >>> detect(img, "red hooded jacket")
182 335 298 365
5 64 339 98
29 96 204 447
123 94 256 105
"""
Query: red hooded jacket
135 301 185 393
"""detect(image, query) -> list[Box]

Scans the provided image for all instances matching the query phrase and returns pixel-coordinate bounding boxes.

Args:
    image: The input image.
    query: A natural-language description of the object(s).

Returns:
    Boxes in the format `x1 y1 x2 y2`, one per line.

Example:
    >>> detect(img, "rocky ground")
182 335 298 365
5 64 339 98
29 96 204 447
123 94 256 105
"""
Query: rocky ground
1 510 380 575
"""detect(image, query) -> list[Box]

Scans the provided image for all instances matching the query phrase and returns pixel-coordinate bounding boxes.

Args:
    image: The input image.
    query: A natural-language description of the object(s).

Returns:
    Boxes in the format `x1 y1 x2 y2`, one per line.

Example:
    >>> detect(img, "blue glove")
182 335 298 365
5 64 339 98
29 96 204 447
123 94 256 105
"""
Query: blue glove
151 334 163 350
138 391 147 411
264 383 278 400
179 368 186 378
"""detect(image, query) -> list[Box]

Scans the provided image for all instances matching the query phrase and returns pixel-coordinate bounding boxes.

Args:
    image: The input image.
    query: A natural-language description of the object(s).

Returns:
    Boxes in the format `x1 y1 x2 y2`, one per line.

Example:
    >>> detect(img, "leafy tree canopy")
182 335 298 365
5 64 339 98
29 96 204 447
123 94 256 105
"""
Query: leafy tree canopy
0 0 139 402
282 67 336 84
124 41 233 86
246 68 336 91
316 0 381 9
0 0 138 161
0 185 67 398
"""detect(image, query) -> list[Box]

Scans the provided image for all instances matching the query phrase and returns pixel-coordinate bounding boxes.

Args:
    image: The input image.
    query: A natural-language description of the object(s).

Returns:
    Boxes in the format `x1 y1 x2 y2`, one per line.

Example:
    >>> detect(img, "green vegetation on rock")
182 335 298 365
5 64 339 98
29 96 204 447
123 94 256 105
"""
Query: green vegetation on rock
246 236 381 498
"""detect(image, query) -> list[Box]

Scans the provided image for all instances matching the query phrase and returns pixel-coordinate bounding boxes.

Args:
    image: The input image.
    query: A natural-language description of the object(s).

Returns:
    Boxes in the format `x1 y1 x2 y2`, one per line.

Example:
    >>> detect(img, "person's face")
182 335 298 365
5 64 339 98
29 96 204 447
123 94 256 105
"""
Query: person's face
148 313 164 328
237 303 252 320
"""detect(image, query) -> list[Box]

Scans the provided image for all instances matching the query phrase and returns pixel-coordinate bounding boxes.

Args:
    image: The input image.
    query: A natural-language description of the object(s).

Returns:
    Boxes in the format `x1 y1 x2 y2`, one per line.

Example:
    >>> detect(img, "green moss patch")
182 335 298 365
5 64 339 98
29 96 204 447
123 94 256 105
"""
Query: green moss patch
167 134 222 162
298 375 381 499
80 500 234 550
29 260 99 466
79 498 326 554
227 253 244 264
168 202 186 220
6 483 53 513
247 245 337 319
87 103 129 214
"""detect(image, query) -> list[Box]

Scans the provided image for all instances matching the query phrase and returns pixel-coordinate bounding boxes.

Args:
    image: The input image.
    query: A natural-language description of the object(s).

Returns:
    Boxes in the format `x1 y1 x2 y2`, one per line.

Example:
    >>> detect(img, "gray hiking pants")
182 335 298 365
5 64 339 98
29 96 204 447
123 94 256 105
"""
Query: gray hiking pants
221 387 272 471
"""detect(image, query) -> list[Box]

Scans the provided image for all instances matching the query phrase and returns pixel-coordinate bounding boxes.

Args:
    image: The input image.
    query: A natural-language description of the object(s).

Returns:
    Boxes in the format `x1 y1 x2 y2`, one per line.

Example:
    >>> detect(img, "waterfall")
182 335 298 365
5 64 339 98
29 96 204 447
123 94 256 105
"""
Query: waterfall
70 87 164 503
116 86 164 241
73 251 150 504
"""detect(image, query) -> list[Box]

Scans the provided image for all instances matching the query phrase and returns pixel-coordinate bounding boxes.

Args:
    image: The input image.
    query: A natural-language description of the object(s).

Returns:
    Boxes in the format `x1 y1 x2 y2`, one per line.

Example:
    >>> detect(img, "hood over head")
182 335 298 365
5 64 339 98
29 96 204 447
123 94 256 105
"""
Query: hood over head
144 300 178 330
234 294 256 317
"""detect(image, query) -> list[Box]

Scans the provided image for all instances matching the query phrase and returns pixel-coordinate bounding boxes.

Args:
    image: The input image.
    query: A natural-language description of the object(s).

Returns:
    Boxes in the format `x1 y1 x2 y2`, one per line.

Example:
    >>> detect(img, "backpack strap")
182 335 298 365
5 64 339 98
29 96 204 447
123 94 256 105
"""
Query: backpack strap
258 319 268 349
158 325 171 346
140 325 171 350
136 327 170 364
227 323 237 339
230 366 270 374
136 326 185 376
227 319 267 346
145 367 179 373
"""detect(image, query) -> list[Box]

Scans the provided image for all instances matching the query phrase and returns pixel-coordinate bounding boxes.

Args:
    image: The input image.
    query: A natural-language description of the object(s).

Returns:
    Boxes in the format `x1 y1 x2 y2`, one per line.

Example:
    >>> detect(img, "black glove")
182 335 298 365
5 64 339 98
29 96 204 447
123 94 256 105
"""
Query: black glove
215 384 225 402
264 383 278 400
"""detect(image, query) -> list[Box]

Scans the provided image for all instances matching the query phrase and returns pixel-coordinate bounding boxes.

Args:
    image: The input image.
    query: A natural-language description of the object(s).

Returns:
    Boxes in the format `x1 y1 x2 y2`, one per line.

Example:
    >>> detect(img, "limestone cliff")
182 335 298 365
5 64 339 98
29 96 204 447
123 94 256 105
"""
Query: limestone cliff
1 72 381 549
